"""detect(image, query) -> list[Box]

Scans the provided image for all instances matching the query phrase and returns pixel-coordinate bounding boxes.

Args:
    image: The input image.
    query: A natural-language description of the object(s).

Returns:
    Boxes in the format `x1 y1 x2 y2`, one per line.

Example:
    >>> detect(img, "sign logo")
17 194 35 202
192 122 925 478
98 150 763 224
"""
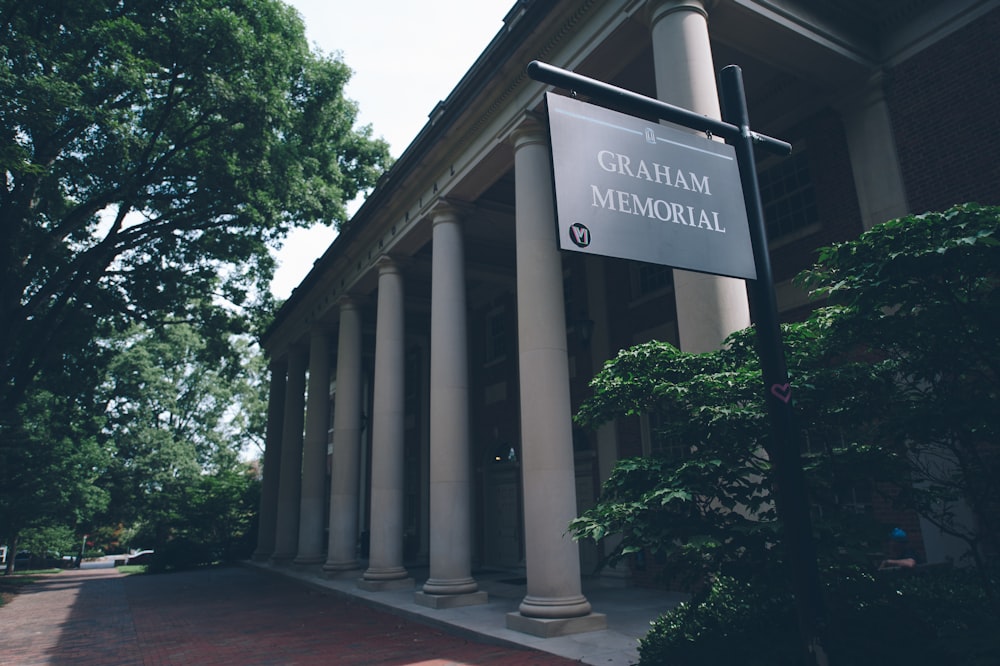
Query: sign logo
645 127 656 144
569 223 591 247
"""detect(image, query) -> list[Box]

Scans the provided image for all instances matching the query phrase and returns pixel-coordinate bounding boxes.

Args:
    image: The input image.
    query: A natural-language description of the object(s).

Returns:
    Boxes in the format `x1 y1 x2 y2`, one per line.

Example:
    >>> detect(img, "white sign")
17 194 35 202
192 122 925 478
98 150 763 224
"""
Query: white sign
546 92 756 280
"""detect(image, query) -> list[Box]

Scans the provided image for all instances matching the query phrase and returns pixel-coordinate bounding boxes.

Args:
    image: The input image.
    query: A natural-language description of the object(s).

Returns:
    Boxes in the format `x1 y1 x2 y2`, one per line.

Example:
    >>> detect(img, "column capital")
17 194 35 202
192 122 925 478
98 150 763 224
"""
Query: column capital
833 69 889 116
374 254 404 275
645 0 712 26
504 111 547 150
429 199 464 226
337 294 364 311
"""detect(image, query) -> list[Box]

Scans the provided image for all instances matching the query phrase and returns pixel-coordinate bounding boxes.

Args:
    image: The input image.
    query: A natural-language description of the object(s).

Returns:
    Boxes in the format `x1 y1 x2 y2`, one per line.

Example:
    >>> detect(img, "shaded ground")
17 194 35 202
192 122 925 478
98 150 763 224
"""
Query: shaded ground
0 565 579 665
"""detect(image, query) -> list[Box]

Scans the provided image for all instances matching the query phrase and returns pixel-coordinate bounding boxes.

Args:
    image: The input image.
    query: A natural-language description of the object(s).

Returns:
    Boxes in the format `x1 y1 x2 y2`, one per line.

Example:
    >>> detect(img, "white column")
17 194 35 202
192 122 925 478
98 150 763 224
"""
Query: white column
506 118 606 637
324 298 364 574
360 256 413 590
271 345 307 562
839 72 909 230
294 328 332 564
416 203 487 609
252 360 286 561
650 0 751 352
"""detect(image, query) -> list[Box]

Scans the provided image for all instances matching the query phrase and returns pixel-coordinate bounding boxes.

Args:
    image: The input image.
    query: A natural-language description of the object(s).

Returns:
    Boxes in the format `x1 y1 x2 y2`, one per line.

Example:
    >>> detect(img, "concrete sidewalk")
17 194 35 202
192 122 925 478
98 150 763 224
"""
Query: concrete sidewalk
0 565 597 665
249 562 687 666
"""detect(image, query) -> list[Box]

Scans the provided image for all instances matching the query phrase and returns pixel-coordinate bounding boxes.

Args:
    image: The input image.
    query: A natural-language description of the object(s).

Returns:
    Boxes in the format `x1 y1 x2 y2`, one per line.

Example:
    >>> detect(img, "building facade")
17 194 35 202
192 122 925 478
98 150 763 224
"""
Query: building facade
253 0 1000 636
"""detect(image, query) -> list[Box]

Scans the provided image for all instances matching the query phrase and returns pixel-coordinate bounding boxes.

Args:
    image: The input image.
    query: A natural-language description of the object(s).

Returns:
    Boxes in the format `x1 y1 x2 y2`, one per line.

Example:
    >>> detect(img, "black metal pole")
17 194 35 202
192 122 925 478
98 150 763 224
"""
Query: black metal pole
526 60 791 157
718 64 827 665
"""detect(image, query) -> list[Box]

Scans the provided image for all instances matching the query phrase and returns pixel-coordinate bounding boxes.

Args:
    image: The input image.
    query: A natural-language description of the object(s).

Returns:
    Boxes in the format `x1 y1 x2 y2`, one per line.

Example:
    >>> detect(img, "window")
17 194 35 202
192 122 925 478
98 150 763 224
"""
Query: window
630 261 673 300
638 263 671 295
757 149 818 241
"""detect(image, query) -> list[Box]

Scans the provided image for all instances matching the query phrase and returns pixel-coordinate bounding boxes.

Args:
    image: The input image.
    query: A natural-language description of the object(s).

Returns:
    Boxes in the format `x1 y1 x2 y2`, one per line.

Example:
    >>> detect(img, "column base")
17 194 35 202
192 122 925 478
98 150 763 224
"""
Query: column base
518 594 592 618
356 576 414 592
322 560 362 577
506 611 607 638
250 551 272 563
422 577 479 596
414 590 488 609
362 565 409 581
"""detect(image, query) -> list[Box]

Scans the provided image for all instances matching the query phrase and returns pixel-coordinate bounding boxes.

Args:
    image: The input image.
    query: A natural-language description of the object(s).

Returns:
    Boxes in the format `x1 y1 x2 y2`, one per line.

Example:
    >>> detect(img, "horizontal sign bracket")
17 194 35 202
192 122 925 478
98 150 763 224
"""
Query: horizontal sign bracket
526 60 791 157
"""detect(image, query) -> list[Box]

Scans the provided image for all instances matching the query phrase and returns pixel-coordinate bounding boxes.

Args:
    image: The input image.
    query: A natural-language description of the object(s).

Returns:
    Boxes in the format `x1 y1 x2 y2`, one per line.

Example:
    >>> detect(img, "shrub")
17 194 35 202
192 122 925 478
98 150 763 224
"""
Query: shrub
145 537 218 573
640 574 799 666
640 566 999 666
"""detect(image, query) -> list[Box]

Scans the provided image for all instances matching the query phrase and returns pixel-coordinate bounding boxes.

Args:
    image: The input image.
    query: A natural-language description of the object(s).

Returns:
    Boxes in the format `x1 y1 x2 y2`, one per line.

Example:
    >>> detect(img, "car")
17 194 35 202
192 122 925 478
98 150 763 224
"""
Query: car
125 550 155 565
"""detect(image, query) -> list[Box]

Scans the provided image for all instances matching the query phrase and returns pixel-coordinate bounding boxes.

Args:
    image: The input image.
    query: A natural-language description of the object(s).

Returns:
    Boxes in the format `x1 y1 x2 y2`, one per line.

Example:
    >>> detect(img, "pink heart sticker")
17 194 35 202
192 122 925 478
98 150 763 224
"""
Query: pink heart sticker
770 383 791 403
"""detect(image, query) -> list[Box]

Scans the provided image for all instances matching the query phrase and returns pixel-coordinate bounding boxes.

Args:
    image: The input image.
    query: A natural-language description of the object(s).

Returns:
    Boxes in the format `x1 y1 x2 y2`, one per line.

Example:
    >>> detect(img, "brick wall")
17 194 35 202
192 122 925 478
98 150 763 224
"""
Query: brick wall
887 7 1000 213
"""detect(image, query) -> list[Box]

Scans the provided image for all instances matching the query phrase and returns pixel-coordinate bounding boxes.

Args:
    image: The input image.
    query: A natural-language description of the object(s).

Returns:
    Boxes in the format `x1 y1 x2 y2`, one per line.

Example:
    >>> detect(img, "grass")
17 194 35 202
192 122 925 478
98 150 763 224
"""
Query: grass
0 575 33 606
0 564 149 606
0 569 60 607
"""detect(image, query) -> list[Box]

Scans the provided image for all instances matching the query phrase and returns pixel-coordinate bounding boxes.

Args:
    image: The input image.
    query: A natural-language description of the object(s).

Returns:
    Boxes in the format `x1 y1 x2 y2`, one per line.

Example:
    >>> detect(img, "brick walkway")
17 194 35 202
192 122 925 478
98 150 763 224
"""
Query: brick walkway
0 566 579 665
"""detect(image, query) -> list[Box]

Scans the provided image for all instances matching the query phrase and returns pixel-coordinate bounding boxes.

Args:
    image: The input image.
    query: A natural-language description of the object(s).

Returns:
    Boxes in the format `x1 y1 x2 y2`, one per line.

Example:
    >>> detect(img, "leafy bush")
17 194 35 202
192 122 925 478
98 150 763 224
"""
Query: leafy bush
573 204 1000 661
570 321 895 584
17 524 77 560
145 537 218 573
138 466 259 573
640 566 1000 666
640 573 800 666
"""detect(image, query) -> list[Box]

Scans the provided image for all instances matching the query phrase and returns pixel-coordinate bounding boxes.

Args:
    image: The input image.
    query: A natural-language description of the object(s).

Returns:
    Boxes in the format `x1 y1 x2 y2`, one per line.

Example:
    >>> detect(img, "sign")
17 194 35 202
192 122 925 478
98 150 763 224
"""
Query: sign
545 91 756 280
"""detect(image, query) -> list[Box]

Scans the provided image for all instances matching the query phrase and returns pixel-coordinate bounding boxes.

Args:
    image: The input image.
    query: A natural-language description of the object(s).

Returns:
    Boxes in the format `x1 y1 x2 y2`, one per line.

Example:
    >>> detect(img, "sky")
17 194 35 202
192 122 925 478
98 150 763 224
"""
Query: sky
270 0 515 299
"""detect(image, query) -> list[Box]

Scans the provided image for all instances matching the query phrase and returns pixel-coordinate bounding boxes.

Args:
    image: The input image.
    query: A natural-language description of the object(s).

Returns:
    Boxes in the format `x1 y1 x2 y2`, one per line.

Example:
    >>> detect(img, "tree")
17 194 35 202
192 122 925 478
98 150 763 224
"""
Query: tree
573 204 1000 583
94 320 265 552
570 320 895 584
800 202 1000 592
0 0 391 430
571 203 1000 663
137 464 261 570
16 524 78 561
1 386 109 574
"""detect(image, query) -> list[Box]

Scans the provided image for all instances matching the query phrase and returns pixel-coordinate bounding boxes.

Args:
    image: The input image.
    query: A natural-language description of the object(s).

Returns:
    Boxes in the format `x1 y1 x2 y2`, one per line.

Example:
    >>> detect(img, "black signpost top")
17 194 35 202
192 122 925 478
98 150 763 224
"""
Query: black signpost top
526 60 791 157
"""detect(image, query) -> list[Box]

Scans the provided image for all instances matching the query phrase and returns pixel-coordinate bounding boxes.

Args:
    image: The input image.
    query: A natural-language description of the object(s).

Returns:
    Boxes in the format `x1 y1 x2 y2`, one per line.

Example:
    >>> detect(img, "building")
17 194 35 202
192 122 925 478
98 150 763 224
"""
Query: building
253 0 1000 637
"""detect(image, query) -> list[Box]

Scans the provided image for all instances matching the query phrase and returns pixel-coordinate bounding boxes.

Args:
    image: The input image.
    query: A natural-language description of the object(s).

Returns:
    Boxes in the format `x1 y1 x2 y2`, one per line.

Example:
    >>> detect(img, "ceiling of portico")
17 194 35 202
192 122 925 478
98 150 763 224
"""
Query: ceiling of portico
795 0 942 46
558 11 831 139
570 0 971 137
